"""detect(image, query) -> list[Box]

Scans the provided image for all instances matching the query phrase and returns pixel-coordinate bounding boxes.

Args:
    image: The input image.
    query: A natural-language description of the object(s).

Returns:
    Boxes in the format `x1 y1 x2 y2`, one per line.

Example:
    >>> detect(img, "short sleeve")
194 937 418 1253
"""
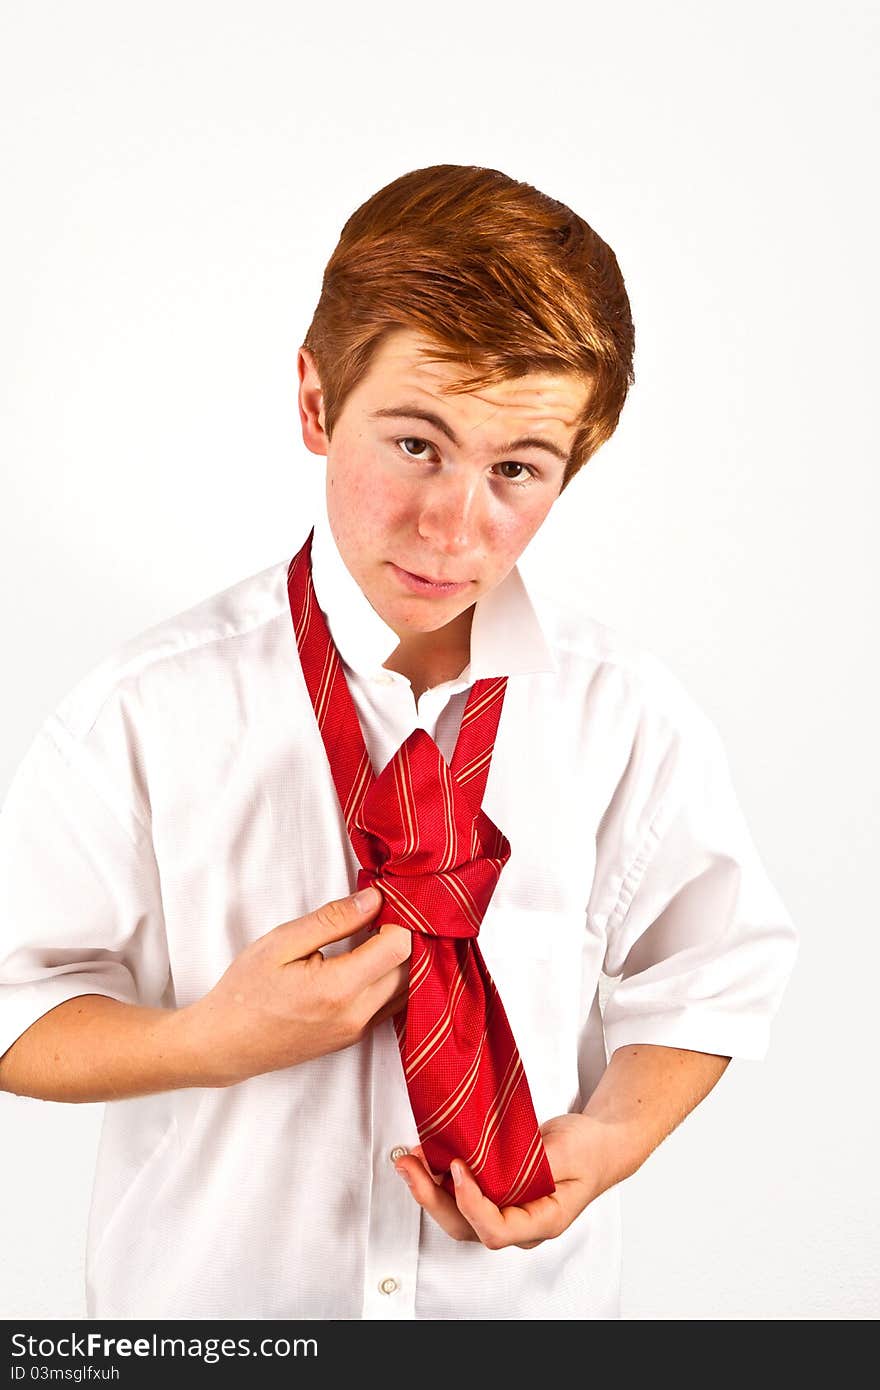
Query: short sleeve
0 702 170 1061
593 698 799 1063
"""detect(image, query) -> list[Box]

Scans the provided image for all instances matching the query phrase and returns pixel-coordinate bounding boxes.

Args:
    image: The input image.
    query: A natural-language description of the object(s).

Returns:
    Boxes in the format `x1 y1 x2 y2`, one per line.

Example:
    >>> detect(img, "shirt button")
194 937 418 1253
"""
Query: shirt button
378 1277 399 1295
390 1145 409 1162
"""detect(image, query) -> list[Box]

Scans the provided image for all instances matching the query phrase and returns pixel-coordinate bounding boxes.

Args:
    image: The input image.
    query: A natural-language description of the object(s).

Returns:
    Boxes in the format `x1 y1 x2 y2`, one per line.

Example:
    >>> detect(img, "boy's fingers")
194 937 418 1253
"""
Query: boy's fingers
409 1144 444 1185
340 922 412 992
268 886 386 962
368 987 409 1027
394 1155 475 1239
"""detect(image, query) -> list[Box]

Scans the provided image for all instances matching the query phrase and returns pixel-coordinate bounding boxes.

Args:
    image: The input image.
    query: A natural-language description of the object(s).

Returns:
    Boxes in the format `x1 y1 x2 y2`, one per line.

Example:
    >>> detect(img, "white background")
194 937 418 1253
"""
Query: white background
1 0 877 1320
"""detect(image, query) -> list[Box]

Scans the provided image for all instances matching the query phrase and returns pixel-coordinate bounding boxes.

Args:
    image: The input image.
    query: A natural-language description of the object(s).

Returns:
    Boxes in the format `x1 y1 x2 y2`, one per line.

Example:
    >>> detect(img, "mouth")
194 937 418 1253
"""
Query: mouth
388 562 473 596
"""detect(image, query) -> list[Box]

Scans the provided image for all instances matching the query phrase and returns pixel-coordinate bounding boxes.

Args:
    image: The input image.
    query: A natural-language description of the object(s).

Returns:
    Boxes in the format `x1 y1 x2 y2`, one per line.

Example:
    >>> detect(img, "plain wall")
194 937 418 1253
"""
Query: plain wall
1 0 877 1319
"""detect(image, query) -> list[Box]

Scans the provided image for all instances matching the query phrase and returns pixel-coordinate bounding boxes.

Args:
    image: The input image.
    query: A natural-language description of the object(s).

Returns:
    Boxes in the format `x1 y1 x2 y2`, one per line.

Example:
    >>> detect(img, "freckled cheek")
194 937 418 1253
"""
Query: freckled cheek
483 510 543 572
332 450 391 515
358 474 414 531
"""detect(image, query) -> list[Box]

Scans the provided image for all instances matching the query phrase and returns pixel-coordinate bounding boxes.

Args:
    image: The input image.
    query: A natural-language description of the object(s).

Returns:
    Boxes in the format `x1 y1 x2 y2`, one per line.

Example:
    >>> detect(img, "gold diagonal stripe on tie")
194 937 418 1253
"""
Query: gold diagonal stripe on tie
416 1020 492 1139
502 1130 546 1208
404 953 471 1079
343 749 372 826
458 678 505 728
391 747 419 864
485 857 505 888
502 1130 544 1207
314 643 337 729
468 1058 525 1182
459 680 504 729
414 983 496 1134
399 742 419 860
464 1050 524 1175
406 942 433 998
293 562 312 646
378 879 437 937
296 559 313 645
437 757 458 872
404 962 470 1081
434 870 482 931
456 746 492 785
467 1067 524 1184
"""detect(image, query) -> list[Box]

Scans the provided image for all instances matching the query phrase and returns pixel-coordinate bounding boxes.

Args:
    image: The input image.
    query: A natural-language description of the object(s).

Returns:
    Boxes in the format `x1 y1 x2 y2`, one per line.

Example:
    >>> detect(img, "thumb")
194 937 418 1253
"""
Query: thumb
269 884 384 962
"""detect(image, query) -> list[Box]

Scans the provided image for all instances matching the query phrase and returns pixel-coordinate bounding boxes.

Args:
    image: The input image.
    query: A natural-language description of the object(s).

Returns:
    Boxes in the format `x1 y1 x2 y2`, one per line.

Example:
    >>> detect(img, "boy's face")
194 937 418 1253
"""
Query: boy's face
297 327 590 644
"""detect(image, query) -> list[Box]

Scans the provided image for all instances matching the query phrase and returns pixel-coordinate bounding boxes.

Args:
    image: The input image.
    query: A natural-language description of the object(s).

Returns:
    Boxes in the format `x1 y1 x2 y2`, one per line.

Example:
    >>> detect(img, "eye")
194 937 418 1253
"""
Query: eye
397 436 435 459
494 461 536 484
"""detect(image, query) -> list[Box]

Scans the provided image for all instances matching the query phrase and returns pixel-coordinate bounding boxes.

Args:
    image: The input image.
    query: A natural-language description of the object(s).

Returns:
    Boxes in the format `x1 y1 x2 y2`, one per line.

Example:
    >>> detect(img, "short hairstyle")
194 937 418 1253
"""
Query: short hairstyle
302 164 635 490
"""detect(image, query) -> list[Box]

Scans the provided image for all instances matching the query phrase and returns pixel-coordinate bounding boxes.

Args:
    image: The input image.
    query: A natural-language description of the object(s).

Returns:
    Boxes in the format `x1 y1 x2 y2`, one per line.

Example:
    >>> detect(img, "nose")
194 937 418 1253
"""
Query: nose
416 473 484 556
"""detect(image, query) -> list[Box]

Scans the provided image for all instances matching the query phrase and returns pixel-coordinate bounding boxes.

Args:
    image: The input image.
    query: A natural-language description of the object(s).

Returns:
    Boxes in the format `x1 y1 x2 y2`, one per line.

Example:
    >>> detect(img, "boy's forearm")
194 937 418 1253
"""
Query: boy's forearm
0 994 210 1102
582 1042 731 1193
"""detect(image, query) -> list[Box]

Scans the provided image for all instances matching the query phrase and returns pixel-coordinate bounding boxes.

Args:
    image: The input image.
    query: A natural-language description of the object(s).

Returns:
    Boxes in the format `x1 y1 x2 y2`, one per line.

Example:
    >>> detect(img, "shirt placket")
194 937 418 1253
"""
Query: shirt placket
360 1020 422 1318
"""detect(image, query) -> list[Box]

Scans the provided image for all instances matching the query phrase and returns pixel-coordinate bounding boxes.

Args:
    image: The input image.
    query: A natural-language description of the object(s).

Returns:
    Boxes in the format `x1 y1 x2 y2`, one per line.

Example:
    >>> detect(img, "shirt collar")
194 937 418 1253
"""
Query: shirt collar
308 491 557 684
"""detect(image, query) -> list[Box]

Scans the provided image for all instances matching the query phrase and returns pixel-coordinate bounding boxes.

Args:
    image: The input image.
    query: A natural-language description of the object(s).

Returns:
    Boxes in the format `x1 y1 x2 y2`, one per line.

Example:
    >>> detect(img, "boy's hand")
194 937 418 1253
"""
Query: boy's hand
179 884 411 1086
394 1113 606 1249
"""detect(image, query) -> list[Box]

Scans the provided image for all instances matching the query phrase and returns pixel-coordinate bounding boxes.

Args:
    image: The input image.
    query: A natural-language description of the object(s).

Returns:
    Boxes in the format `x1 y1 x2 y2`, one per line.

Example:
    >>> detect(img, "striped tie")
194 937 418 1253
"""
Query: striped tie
287 530 555 1208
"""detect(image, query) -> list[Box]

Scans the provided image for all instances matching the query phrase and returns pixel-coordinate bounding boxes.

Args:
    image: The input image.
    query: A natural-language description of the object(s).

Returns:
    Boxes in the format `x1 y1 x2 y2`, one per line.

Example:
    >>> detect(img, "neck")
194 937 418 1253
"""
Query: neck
382 604 475 696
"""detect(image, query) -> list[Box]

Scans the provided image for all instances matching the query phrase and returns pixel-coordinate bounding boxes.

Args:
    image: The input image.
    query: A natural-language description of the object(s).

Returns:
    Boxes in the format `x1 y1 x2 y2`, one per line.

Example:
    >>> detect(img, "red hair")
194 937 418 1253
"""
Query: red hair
303 164 635 488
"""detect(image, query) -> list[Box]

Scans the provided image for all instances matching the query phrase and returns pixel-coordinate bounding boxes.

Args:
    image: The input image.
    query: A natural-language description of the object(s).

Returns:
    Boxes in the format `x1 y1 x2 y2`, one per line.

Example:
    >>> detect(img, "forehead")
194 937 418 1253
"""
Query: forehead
353 328 589 432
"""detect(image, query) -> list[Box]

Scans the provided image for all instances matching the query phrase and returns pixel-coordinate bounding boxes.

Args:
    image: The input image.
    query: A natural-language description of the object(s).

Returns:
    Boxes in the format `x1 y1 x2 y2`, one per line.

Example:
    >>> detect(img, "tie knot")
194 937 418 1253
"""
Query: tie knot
352 727 510 941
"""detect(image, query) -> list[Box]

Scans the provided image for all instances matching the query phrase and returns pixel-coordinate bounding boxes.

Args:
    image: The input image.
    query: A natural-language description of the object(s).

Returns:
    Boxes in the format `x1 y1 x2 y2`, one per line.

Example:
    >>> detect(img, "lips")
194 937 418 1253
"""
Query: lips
406 568 462 584
388 562 472 594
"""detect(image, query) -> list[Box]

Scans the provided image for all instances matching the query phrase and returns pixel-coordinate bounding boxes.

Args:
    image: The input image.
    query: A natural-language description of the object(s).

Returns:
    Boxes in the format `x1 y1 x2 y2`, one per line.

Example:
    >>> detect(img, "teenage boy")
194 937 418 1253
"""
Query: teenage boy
0 164 798 1320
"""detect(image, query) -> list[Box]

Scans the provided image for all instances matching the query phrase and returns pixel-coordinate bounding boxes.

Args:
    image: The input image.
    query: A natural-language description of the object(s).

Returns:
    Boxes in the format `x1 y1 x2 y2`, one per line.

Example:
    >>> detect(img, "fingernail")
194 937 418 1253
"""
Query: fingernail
451 1161 463 1186
395 1164 413 1187
354 885 380 911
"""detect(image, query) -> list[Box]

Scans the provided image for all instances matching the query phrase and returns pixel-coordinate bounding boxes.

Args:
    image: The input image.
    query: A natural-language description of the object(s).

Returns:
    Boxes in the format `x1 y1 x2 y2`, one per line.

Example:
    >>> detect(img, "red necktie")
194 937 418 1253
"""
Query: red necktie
287 530 555 1208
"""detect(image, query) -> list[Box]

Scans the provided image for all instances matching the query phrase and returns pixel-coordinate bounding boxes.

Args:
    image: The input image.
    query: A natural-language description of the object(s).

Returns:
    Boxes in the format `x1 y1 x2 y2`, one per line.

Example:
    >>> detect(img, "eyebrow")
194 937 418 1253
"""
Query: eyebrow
369 405 571 464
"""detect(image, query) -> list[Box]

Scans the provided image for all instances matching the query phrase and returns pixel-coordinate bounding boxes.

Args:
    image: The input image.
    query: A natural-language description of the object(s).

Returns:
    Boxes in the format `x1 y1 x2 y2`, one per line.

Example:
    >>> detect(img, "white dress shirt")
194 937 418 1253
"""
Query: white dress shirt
0 489 798 1320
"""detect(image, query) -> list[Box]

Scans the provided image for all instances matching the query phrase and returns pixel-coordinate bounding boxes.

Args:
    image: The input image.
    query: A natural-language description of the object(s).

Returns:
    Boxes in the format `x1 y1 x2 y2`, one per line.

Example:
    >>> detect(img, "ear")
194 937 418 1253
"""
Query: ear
297 346 329 455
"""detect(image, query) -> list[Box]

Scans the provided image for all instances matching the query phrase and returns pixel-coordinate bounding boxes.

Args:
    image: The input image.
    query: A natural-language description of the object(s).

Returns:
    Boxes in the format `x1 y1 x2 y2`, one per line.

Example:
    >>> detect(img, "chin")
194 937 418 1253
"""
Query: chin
390 600 467 635
389 608 453 634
